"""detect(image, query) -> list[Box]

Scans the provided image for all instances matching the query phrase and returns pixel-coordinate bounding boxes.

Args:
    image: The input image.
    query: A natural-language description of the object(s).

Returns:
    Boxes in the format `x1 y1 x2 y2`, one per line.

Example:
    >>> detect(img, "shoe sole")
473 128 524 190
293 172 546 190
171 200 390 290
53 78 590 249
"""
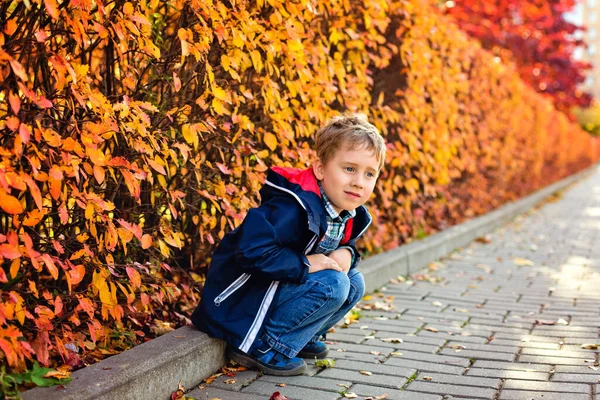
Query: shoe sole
227 348 307 376
297 348 329 359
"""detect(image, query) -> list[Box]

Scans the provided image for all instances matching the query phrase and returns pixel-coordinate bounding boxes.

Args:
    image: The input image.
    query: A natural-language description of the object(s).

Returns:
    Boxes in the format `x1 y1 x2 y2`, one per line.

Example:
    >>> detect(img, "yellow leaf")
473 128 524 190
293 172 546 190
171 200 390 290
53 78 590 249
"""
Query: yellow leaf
513 257 534 267
211 98 227 115
212 87 227 101
264 132 277 151
87 147 106 166
288 39 303 52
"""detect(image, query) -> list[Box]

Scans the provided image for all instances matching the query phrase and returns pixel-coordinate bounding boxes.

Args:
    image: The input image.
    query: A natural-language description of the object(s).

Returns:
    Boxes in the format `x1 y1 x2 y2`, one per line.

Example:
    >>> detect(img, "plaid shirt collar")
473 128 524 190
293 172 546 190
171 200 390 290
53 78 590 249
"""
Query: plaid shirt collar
319 182 356 222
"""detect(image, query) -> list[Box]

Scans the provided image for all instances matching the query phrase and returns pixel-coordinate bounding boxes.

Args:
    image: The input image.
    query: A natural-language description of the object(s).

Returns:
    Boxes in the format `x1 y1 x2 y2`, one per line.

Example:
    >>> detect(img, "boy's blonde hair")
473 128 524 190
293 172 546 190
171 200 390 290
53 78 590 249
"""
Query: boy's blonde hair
315 113 386 171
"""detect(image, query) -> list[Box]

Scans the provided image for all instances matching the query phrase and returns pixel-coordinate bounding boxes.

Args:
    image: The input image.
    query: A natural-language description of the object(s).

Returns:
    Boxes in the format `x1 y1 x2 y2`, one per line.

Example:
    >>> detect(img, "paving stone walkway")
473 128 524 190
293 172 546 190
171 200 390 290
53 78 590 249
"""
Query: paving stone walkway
189 168 600 400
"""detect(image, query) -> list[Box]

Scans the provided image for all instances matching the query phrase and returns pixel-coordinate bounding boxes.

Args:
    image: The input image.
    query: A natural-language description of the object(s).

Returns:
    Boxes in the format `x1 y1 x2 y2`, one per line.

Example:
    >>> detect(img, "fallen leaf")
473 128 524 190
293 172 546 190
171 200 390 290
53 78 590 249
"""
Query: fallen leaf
224 379 236 384
390 352 403 356
369 351 382 355
381 338 403 343
344 393 358 399
557 318 568 325
475 235 491 244
359 370 373 376
269 392 289 400
171 381 185 400
423 376 433 381
581 343 599 350
43 367 71 380
451 345 466 350
425 327 439 332
454 308 470 313
314 359 335 368
513 257 534 266
534 320 556 325
276 383 286 387
432 301 443 307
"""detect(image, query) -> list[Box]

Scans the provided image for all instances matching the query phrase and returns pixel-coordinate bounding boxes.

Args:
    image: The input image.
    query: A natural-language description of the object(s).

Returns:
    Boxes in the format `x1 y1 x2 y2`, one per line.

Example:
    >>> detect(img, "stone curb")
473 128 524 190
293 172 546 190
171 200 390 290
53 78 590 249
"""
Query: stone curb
23 165 596 400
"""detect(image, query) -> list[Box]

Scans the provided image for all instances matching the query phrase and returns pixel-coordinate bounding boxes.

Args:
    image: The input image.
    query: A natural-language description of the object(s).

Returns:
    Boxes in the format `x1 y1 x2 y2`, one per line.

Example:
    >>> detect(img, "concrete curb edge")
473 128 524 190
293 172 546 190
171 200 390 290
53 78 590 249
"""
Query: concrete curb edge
23 165 597 400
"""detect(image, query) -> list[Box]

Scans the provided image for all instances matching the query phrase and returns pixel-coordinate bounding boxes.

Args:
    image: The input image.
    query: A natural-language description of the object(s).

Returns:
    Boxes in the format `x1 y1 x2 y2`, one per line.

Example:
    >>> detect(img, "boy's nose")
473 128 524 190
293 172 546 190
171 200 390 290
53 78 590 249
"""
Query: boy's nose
352 176 364 188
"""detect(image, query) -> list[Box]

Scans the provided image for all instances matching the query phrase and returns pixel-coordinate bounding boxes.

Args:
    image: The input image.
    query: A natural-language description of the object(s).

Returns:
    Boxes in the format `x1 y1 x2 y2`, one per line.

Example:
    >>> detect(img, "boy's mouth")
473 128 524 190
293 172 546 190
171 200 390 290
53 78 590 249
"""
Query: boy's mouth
344 191 361 198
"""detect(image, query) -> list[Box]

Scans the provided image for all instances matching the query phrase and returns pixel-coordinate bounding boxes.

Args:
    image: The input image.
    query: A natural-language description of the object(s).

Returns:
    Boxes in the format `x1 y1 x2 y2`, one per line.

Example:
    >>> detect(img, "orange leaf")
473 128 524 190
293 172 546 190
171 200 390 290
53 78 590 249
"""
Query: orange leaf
0 190 24 215
141 234 152 249
44 0 60 19
126 267 141 290
4 19 17 35
54 295 63 316
147 158 166 175
21 174 43 211
19 124 31 143
87 147 106 166
42 254 59 280
8 92 20 114
9 59 28 81
94 165 105 184
22 209 46 227
6 116 19 131
68 264 85 287
49 178 62 200
264 132 277 151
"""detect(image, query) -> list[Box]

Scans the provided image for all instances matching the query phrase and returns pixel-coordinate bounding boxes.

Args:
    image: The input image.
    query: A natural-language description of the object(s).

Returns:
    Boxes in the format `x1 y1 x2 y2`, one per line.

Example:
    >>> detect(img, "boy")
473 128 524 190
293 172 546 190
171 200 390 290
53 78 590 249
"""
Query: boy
191 114 386 376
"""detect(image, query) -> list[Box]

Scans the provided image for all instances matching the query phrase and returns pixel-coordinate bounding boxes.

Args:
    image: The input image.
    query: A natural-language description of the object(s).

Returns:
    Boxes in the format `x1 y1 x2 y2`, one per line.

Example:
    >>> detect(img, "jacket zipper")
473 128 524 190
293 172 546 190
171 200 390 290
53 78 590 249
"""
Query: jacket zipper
214 273 251 306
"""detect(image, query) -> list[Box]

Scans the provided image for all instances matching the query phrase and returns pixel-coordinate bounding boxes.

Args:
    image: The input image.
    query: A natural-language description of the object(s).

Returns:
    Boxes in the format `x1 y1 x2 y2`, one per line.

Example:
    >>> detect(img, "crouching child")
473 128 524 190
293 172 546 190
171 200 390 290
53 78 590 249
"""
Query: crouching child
191 114 386 376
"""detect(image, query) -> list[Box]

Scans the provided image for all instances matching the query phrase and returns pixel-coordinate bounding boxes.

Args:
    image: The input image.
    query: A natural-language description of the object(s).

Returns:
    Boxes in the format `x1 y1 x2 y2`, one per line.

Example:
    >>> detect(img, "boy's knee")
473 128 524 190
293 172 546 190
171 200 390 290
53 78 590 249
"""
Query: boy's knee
310 270 350 306
348 270 365 305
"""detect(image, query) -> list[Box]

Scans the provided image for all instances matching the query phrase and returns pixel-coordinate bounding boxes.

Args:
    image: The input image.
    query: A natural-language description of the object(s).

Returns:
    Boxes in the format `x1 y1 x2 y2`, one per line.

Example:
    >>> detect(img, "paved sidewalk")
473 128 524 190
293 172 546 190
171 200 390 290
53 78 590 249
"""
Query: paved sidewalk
189 168 600 400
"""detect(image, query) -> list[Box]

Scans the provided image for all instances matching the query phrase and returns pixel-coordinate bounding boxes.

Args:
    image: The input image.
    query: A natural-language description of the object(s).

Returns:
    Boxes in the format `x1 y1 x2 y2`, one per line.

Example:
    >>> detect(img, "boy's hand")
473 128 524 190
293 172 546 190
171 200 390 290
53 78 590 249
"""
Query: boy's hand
306 254 342 273
328 248 352 274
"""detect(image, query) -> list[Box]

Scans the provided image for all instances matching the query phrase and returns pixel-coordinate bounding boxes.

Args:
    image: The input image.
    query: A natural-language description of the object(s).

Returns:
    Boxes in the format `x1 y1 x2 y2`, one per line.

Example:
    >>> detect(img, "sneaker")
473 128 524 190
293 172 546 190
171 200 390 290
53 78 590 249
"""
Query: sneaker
227 346 306 376
297 341 329 359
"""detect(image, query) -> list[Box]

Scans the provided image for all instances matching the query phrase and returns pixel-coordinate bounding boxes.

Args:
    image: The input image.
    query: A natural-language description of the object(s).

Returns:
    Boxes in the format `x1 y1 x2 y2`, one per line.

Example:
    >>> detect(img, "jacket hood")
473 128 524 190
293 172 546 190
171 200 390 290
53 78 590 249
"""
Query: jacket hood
263 167 373 243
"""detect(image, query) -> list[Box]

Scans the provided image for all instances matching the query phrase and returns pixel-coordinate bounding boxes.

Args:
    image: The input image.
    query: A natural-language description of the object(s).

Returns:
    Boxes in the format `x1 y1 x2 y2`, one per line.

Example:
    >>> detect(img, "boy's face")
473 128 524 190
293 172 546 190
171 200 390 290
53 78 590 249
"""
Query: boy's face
313 144 380 213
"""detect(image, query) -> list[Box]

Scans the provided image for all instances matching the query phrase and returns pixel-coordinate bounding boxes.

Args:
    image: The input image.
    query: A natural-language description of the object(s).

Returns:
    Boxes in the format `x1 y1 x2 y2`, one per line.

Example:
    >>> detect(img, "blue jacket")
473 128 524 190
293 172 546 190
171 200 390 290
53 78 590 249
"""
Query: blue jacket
191 167 373 353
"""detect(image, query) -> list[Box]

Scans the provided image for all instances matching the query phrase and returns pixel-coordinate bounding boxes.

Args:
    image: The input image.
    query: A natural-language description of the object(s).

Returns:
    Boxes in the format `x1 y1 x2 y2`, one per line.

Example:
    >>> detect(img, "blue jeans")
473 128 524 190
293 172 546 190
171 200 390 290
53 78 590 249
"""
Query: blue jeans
257 268 365 358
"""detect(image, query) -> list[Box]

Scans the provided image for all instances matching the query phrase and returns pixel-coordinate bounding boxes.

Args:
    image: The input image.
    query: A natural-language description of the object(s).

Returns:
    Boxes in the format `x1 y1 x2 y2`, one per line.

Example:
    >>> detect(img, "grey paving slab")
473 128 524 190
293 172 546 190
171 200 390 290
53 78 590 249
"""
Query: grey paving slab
413 372 501 389
404 381 497 399
316 368 409 389
242 380 341 400
465 367 549 381
350 384 443 400
502 379 589 393
188 386 266 400
258 374 352 392
499 390 590 400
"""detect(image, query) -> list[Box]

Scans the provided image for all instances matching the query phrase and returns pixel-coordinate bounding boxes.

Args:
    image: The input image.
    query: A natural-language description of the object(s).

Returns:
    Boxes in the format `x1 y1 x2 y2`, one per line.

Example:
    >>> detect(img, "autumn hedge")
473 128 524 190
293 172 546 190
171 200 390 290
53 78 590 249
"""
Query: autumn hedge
0 0 598 381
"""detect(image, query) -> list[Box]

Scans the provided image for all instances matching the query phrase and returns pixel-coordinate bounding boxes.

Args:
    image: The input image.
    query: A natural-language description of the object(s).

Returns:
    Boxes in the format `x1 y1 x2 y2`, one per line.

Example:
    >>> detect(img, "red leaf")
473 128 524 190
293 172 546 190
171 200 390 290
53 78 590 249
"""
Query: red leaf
270 392 289 400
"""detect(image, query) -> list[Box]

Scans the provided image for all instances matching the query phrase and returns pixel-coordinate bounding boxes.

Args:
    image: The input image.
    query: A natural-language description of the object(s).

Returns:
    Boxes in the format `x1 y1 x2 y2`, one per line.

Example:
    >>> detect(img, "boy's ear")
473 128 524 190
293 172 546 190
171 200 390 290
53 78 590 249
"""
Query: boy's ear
312 158 325 180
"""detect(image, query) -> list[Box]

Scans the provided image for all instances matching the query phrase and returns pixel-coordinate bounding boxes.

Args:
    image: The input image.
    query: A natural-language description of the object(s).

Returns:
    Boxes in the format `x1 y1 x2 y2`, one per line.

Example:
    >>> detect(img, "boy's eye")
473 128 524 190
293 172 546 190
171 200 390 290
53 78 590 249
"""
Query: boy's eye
366 172 375 178
345 167 355 172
